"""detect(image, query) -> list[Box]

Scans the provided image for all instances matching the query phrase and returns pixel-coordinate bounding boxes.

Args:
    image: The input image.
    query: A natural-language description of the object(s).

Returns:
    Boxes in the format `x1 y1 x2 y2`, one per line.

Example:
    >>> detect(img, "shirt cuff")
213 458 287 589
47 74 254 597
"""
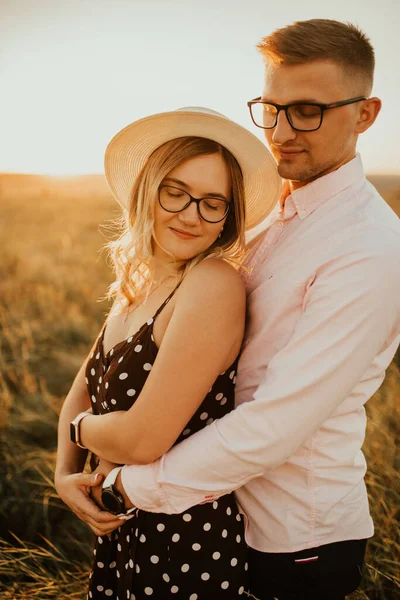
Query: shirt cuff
121 460 168 512
120 455 221 515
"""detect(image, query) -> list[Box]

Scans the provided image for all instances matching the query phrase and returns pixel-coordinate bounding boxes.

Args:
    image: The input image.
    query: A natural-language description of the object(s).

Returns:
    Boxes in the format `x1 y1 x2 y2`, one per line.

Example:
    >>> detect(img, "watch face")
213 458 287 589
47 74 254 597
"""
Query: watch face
70 422 77 444
102 489 124 515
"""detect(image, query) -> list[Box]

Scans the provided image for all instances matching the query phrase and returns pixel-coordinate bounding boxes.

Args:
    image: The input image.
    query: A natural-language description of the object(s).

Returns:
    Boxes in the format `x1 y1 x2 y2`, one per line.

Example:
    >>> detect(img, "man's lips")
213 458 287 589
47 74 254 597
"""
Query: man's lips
275 148 305 159
170 227 199 239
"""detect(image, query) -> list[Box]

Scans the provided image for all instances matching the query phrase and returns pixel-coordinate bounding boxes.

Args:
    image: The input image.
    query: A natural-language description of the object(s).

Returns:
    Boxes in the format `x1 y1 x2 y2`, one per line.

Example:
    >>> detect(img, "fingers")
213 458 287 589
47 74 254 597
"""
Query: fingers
73 472 104 487
82 491 136 524
88 519 122 536
72 505 123 534
73 495 133 530
85 510 135 534
89 524 121 537
83 501 120 523
87 513 123 530
57 472 134 533
73 494 119 523
67 477 117 521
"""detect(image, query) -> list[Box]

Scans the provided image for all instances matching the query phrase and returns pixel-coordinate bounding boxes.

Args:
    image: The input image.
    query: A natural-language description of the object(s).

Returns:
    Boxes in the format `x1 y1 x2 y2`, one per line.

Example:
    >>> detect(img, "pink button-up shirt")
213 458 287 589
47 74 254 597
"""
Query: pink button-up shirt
121 155 400 553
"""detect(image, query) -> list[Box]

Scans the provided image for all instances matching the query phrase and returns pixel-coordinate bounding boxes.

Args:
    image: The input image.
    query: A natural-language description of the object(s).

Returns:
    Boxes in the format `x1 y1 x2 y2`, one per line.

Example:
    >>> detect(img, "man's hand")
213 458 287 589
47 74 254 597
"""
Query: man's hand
55 471 124 536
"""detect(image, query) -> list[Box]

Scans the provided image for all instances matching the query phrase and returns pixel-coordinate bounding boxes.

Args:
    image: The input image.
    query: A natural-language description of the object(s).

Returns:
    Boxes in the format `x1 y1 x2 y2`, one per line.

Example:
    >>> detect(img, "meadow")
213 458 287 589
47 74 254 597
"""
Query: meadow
0 177 399 599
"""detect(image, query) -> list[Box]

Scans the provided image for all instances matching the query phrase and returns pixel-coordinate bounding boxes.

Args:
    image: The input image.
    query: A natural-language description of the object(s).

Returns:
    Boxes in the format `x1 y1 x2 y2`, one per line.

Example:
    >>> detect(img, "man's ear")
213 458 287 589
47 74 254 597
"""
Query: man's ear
355 97 382 134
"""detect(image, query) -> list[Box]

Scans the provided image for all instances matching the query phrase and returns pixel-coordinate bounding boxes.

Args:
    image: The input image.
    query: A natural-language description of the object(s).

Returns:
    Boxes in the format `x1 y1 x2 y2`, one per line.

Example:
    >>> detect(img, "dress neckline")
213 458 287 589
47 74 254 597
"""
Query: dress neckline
100 280 182 360
100 318 153 361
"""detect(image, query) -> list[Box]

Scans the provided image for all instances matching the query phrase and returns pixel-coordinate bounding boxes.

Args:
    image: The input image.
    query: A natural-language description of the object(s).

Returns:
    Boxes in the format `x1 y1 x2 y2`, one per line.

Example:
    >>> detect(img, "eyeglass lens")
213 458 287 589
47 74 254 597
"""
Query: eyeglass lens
159 186 228 222
251 103 323 131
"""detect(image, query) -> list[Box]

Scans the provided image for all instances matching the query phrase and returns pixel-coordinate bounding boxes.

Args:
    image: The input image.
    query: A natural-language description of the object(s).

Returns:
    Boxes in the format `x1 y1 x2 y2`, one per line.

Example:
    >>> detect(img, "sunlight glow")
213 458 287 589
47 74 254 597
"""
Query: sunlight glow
1 0 399 175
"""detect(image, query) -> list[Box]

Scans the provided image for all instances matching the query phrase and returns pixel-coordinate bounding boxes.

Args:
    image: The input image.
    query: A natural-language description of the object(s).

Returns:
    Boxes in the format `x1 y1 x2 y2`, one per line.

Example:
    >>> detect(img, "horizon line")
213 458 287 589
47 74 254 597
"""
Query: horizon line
1 170 400 178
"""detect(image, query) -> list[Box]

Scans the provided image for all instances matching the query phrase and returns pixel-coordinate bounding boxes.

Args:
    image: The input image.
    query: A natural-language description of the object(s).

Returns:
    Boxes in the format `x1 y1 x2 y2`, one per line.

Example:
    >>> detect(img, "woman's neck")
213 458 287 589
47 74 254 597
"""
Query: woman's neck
149 256 183 285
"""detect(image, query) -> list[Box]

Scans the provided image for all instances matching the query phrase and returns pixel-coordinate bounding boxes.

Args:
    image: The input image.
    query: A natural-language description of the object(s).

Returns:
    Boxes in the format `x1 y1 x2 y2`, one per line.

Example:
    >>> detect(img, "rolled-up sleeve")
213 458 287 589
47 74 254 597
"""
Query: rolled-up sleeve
121 235 400 514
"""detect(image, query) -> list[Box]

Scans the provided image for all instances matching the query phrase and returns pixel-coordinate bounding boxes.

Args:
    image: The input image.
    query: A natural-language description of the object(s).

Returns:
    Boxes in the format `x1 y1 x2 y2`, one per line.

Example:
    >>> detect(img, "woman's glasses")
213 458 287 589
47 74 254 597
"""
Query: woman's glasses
158 185 230 223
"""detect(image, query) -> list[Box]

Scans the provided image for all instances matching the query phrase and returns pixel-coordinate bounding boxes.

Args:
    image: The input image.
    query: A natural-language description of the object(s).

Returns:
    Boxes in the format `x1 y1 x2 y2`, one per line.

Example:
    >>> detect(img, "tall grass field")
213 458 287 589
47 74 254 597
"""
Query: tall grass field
1 175 399 599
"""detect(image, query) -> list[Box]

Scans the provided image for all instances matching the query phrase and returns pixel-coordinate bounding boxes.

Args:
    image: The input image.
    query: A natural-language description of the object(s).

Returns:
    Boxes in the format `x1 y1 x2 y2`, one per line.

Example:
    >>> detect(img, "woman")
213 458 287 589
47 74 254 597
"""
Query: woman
55 107 280 599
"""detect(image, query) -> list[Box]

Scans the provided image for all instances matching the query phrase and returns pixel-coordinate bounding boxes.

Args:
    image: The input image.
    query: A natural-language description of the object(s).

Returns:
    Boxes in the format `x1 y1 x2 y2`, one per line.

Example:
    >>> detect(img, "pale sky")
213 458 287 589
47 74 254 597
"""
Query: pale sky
1 0 399 175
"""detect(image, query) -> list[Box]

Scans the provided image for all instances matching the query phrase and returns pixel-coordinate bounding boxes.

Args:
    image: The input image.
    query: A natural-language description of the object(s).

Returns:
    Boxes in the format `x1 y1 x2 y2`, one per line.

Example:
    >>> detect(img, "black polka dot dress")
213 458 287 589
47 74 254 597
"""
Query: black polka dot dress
85 288 248 599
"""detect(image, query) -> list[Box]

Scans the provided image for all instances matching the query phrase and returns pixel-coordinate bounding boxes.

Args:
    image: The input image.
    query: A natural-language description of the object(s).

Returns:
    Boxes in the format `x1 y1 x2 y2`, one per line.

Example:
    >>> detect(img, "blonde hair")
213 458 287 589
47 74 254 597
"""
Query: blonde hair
257 19 375 94
105 136 246 307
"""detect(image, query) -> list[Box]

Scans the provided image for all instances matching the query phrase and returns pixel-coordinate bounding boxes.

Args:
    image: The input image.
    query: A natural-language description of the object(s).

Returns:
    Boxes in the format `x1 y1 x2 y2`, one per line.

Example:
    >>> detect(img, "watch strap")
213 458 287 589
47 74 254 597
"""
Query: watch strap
102 466 123 489
70 411 92 449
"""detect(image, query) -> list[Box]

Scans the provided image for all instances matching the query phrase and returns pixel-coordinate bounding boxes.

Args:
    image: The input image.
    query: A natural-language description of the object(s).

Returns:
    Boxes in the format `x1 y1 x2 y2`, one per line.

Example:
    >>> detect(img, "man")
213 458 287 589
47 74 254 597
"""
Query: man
62 19 400 600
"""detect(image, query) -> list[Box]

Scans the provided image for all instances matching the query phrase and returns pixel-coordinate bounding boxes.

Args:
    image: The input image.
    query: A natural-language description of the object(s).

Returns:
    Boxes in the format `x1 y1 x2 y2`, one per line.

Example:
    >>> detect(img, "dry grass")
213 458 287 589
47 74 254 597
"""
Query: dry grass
0 182 399 599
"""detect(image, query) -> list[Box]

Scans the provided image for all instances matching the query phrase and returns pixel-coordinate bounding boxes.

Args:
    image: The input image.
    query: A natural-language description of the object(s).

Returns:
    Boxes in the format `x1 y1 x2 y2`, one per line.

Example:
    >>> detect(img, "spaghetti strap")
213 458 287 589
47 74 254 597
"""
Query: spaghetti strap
100 279 184 361
152 279 183 320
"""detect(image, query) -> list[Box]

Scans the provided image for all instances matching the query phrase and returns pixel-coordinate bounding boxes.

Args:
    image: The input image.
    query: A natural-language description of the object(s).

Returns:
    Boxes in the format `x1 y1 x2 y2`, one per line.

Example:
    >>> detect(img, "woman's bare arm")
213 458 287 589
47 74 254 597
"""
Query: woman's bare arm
80 259 246 465
55 361 91 480
54 344 124 535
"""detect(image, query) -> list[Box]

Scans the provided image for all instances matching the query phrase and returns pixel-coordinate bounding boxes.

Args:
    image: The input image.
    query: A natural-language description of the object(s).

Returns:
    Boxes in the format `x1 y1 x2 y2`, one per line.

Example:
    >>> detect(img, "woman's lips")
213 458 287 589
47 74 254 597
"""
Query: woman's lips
170 227 199 240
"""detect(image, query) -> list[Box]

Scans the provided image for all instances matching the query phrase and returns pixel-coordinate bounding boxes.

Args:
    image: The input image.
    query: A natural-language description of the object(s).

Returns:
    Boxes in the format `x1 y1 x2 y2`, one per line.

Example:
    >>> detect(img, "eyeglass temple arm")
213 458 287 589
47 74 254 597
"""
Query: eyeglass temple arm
323 96 367 109
247 96 367 109
247 97 262 106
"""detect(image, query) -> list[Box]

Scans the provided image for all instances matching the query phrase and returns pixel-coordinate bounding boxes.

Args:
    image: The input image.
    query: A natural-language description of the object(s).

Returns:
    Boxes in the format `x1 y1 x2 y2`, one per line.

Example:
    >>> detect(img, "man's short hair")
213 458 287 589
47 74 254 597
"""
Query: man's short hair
257 19 375 94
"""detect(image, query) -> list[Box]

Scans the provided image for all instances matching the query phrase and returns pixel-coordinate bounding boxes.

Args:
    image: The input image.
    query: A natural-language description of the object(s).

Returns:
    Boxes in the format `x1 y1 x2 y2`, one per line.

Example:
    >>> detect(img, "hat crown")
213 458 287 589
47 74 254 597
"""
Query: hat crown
176 106 227 120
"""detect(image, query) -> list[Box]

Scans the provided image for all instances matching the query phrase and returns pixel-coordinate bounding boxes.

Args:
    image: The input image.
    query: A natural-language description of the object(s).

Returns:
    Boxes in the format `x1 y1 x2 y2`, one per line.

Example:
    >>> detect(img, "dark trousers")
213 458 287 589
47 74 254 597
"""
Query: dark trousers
248 538 367 600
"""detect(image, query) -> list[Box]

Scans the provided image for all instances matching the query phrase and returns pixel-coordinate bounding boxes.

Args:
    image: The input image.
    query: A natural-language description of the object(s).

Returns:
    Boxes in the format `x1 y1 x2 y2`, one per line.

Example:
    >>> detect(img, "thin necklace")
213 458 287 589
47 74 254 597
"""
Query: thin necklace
123 276 176 324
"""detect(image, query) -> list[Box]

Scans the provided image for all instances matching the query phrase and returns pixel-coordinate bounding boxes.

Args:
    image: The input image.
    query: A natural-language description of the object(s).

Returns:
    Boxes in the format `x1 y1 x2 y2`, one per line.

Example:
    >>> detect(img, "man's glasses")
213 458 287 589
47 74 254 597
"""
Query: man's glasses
247 96 367 132
158 185 230 223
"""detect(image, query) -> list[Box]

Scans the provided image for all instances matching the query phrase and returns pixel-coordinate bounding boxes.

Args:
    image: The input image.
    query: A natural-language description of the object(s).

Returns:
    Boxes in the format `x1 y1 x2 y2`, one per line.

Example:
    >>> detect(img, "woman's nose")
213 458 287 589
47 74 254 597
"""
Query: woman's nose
178 201 201 224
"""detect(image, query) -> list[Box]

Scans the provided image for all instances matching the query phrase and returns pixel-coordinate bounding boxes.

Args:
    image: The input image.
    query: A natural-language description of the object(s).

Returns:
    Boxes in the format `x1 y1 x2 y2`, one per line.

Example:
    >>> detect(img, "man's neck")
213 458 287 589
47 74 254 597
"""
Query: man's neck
281 153 358 208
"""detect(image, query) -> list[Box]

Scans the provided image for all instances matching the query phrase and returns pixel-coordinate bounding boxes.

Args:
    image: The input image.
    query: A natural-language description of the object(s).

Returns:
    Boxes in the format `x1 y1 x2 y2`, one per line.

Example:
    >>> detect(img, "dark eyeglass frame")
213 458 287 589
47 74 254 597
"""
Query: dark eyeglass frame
158 185 231 224
247 96 367 132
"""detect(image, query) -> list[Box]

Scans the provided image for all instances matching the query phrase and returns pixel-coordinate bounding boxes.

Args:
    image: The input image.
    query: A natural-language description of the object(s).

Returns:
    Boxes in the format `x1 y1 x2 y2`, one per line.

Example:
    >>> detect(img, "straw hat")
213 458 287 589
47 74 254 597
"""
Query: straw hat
104 107 281 231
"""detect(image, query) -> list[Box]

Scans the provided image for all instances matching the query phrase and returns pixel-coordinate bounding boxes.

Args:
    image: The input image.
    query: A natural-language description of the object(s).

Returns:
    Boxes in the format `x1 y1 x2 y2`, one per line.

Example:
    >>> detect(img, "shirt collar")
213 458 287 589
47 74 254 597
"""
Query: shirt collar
282 154 365 221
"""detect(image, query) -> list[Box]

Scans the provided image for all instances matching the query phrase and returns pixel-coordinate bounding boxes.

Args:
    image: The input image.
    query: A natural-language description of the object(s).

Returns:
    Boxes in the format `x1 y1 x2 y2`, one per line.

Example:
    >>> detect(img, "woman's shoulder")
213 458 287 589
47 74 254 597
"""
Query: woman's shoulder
179 258 245 307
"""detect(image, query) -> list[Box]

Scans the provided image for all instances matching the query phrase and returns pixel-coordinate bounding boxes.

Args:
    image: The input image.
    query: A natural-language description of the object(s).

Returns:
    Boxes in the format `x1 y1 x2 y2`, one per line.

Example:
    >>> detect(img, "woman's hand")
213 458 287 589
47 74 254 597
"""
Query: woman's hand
90 458 120 511
55 471 123 537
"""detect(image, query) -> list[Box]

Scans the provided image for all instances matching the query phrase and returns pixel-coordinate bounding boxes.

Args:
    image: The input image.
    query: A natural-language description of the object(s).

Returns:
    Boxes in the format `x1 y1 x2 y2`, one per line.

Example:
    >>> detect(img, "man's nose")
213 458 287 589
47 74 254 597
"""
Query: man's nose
271 110 297 145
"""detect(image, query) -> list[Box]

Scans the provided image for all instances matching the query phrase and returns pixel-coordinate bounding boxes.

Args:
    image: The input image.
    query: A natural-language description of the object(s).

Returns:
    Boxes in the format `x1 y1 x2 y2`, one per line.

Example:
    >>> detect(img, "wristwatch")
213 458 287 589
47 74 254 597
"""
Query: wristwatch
70 411 92 449
101 466 126 515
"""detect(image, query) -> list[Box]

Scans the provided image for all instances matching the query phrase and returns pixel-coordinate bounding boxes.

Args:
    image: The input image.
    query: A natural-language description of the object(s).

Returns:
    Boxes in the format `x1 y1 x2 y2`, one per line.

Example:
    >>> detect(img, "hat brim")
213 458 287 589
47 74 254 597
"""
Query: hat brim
104 111 281 231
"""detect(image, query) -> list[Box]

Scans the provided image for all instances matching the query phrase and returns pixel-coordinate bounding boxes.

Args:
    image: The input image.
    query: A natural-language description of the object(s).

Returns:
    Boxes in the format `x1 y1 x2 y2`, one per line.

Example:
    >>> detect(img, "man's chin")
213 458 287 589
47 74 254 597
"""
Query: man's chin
277 162 314 182
277 164 298 179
